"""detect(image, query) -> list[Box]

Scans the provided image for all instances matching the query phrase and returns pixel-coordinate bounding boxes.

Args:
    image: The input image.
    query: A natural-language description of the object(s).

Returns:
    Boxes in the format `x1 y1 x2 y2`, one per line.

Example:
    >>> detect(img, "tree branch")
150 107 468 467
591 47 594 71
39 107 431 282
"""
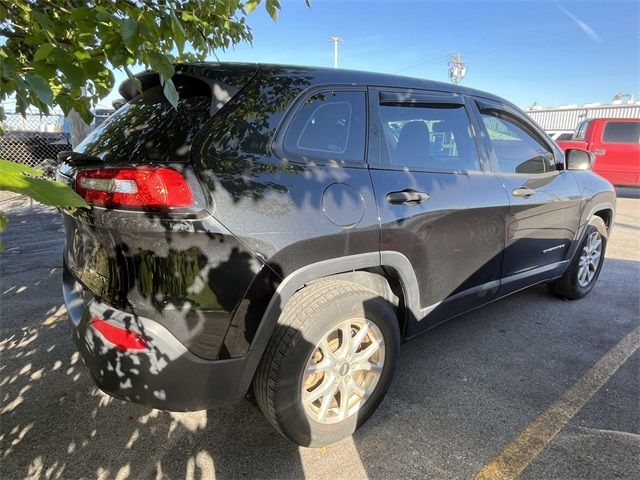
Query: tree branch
0 29 25 39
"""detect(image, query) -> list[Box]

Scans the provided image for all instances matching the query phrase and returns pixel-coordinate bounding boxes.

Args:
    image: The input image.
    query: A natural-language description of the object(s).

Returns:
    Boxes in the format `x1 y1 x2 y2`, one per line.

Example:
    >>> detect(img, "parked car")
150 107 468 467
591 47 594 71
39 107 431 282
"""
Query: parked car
57 63 616 447
556 118 640 187
546 130 574 141
0 130 71 168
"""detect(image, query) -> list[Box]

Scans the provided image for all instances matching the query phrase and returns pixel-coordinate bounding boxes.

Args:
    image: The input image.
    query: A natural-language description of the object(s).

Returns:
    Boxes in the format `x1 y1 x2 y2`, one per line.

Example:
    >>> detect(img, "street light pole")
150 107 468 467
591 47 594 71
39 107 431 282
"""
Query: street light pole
329 36 343 69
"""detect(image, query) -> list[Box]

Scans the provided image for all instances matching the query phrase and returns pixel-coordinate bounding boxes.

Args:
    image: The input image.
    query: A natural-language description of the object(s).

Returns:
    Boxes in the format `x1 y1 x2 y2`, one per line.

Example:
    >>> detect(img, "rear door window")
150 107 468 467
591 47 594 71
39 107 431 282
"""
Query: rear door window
377 102 480 171
282 90 366 163
602 121 640 144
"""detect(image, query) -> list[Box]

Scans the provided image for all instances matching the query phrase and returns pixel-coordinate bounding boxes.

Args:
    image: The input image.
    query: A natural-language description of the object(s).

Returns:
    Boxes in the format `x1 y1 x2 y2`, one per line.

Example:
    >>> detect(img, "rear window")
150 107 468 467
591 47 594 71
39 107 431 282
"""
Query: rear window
74 71 248 164
602 121 640 144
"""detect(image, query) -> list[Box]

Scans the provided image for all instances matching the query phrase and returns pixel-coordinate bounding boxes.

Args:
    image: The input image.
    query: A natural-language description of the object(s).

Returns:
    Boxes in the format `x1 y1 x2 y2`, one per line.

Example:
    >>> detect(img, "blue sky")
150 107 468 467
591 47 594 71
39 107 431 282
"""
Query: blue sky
103 0 639 109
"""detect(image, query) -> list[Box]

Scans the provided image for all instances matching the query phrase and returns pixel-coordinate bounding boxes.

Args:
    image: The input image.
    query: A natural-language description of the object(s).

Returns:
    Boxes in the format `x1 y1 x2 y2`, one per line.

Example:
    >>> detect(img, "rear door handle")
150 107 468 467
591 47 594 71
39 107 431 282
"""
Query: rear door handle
512 187 536 198
594 149 606 155
386 189 430 205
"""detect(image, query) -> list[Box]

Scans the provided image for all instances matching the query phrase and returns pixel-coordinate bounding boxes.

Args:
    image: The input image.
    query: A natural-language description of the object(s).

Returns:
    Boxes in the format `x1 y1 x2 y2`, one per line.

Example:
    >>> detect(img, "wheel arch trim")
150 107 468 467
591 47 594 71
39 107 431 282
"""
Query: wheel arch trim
248 251 421 353
588 202 614 235
566 202 613 265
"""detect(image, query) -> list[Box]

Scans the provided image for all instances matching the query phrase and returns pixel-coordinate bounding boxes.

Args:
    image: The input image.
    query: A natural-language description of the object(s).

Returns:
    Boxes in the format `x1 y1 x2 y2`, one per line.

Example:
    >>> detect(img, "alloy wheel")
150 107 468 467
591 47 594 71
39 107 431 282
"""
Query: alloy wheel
302 318 385 425
578 231 602 287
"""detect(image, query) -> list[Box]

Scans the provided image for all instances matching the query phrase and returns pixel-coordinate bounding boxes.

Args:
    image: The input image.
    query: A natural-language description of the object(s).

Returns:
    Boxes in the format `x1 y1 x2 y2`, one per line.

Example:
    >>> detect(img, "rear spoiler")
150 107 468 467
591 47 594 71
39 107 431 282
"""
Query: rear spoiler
57 151 102 164
118 71 161 101
117 63 259 115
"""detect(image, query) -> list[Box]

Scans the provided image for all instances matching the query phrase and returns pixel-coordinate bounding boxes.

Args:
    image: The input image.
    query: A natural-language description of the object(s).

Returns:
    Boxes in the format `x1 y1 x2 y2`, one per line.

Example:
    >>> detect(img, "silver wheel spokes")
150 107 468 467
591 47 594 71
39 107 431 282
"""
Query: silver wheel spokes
302 318 385 425
578 231 602 287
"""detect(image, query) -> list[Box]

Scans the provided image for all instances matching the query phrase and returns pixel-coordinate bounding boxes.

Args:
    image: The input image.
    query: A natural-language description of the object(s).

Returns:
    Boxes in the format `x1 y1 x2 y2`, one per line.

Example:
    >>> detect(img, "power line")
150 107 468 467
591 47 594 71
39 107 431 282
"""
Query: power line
473 71 638 81
393 53 452 74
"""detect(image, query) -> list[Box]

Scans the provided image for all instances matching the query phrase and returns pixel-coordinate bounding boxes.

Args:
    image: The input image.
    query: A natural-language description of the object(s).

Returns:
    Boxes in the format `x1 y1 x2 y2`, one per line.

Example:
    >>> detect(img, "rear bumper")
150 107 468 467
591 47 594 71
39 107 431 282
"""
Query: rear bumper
63 264 263 411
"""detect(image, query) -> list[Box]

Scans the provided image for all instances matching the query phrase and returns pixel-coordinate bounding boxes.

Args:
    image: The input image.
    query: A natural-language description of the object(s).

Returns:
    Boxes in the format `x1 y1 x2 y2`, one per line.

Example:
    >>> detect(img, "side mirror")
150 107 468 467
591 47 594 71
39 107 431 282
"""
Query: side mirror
565 148 595 171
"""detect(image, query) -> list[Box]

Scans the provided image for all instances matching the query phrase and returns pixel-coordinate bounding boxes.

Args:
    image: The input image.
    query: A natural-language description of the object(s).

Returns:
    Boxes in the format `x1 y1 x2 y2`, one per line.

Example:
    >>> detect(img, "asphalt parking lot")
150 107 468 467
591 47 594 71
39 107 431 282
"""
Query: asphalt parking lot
1 191 638 480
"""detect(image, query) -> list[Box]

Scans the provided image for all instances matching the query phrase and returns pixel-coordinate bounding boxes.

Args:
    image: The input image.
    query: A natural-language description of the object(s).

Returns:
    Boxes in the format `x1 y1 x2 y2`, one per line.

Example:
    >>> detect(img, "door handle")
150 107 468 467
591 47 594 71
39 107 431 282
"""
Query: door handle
386 189 430 205
512 187 536 198
594 149 606 155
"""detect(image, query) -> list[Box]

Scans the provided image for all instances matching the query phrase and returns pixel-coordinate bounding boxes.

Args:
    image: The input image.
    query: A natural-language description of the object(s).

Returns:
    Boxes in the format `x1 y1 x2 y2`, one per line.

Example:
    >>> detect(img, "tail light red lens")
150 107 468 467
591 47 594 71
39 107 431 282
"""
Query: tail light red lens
76 166 194 209
91 317 148 351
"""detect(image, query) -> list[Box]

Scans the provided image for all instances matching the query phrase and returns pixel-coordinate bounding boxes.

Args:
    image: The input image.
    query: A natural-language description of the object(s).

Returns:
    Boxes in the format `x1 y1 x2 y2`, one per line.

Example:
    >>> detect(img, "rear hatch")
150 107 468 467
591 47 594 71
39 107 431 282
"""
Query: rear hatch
58 63 258 309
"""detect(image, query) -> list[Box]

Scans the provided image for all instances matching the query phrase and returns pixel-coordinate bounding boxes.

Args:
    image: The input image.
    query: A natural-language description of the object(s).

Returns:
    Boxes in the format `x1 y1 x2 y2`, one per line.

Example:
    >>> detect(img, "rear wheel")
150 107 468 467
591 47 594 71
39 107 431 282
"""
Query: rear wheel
253 279 400 447
548 219 607 299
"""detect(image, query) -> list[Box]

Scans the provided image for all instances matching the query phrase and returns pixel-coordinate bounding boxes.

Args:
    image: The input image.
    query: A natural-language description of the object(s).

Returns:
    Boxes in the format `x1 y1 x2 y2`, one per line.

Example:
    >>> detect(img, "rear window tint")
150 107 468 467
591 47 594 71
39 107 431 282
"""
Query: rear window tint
282 90 366 163
602 122 640 144
76 76 212 163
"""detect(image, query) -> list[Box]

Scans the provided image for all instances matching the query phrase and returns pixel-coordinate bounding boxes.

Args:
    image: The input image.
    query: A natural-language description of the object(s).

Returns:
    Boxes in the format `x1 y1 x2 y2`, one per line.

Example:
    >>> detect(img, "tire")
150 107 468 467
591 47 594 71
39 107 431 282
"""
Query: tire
548 218 607 299
253 279 400 447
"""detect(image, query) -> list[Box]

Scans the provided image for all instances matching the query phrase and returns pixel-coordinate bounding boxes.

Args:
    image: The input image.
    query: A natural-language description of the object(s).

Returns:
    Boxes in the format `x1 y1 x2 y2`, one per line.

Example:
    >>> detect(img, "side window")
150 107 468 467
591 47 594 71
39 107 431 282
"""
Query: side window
378 103 480 171
282 90 366 163
481 109 555 174
602 121 640 144
575 121 588 140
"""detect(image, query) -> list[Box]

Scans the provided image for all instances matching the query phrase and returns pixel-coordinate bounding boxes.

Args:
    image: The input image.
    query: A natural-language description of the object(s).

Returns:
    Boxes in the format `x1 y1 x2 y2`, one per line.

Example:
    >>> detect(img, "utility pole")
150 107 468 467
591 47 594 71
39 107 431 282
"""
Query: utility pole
329 36 343 69
68 87 92 148
448 51 467 85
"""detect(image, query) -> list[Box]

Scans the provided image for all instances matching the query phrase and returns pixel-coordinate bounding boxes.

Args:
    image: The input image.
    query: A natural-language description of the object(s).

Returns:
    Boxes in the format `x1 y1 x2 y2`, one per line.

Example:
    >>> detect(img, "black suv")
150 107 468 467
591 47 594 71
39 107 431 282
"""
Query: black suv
58 63 615 447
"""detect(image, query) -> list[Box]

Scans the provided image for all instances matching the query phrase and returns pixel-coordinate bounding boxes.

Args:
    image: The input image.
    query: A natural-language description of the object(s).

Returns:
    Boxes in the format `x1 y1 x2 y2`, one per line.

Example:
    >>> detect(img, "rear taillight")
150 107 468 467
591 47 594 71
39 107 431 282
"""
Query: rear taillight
91 316 148 351
76 166 194 209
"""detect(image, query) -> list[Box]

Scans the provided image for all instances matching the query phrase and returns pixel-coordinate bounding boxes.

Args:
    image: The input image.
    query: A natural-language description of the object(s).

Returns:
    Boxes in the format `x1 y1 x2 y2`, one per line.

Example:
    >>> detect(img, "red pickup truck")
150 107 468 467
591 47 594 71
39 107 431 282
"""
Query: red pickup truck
556 118 640 187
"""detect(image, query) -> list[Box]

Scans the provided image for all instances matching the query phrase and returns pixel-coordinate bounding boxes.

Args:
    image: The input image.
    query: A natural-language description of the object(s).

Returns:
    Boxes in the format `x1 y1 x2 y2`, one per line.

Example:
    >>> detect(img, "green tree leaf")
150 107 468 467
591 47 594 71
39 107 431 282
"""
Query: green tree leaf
0 0 298 120
148 52 175 83
0 160 88 208
246 0 261 14
24 74 54 105
170 11 186 55
163 78 179 109
33 44 55 62
122 18 140 51
266 0 281 21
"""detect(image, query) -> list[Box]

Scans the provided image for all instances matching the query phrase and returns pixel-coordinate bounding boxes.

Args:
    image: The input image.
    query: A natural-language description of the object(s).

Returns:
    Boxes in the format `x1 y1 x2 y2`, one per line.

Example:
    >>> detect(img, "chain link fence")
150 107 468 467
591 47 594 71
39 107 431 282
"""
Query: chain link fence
0 112 72 169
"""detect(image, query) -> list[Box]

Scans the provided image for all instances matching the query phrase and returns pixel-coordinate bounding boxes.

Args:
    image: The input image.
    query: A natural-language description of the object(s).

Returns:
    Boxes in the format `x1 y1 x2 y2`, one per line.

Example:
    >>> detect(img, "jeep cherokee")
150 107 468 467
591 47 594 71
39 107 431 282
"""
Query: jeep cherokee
57 63 616 447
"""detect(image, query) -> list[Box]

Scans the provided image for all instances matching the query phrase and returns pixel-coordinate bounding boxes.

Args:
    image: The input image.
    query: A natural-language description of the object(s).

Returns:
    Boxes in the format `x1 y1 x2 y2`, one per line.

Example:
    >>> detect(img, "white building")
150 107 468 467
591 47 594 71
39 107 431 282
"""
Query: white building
525 94 640 131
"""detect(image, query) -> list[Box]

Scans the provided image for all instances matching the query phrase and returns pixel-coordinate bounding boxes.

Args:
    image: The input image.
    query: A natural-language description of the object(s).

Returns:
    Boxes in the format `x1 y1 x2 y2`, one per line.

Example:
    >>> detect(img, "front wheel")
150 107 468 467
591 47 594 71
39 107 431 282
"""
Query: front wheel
253 279 400 447
548 219 607 299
